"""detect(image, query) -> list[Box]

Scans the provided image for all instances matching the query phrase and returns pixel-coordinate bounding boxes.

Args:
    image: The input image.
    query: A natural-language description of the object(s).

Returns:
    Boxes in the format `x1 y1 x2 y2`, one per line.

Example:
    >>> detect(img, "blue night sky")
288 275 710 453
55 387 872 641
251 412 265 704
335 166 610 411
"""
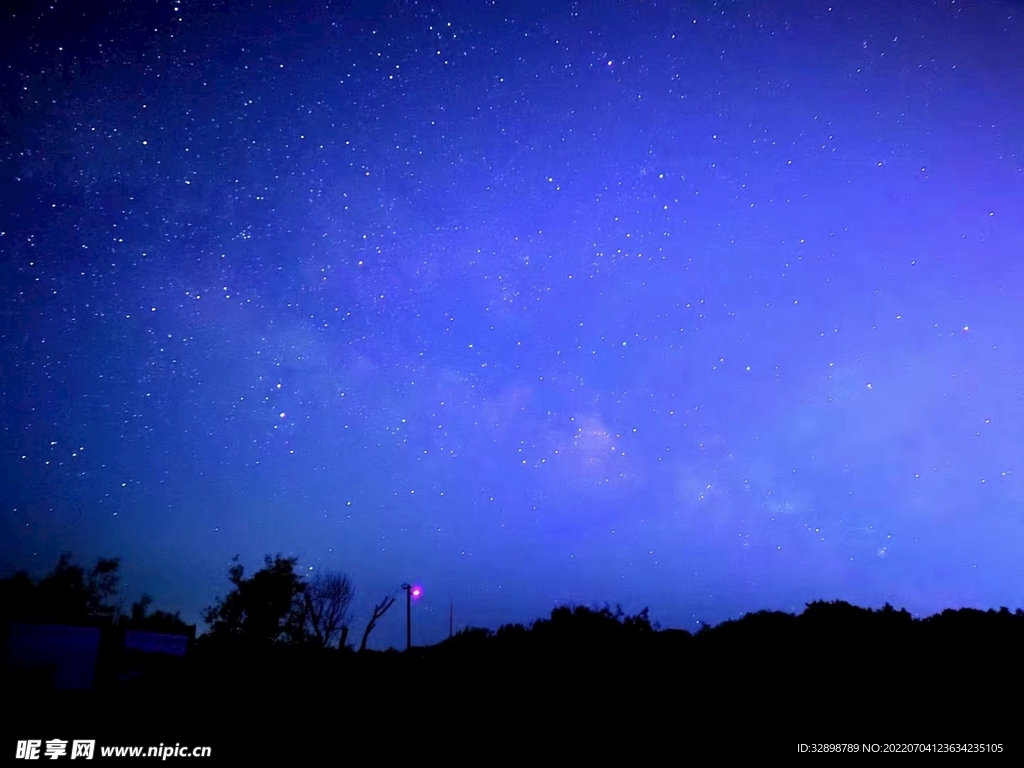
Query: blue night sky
2 0 1023 651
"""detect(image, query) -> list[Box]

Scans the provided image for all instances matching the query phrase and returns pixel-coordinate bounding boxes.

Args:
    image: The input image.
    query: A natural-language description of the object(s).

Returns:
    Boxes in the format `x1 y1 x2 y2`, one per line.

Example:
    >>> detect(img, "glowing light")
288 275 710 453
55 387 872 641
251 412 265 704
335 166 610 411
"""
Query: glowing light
410 586 423 598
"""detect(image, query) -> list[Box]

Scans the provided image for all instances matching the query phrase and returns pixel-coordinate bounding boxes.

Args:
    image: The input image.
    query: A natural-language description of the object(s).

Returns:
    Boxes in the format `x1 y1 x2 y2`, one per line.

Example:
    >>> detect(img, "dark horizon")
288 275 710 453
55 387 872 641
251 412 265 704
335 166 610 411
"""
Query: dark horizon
3 550 1020 755
5 549 1024 652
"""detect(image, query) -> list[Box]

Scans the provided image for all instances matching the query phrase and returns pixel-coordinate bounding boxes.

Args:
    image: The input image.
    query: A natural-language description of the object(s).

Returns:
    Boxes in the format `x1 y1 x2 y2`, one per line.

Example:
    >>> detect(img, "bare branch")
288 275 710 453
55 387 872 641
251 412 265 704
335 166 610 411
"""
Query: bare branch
303 571 355 649
359 595 396 652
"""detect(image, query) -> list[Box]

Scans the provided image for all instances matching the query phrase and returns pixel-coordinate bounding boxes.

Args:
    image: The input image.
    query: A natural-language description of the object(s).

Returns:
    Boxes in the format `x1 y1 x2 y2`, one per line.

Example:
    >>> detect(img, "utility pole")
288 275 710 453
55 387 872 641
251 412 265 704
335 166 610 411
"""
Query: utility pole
449 600 454 638
401 584 412 650
400 583 422 650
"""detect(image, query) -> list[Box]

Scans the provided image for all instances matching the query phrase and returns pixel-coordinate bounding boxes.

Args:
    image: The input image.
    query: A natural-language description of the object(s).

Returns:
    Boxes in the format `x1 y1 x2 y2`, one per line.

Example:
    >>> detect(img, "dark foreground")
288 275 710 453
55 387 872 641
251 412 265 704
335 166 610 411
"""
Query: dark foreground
8 640 1019 760
8 601 1024 758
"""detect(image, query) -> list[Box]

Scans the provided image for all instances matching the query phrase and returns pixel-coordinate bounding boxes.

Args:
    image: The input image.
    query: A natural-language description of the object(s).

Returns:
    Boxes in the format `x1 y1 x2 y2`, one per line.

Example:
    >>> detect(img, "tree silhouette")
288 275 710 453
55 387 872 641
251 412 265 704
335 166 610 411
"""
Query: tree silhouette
302 571 355 649
0 552 122 626
358 594 396 652
202 555 307 648
42 552 121 624
122 594 192 635
0 570 36 625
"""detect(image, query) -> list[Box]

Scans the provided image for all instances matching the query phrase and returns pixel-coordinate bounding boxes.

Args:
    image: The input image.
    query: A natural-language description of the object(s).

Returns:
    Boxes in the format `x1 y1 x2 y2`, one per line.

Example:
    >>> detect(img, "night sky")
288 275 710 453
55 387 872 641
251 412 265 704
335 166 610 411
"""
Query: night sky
2 0 1023 651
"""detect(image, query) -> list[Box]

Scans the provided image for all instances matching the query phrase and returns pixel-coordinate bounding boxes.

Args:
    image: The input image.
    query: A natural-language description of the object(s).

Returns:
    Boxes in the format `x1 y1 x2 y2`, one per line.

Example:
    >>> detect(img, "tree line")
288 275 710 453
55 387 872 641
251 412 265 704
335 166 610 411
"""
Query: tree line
0 552 375 650
6 552 1022 754
4 551 1024 669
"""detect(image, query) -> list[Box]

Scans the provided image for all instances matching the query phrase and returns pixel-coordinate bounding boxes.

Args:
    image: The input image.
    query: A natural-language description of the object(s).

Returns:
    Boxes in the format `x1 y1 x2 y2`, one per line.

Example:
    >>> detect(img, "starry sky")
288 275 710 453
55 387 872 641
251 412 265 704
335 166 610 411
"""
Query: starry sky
2 0 1023 651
